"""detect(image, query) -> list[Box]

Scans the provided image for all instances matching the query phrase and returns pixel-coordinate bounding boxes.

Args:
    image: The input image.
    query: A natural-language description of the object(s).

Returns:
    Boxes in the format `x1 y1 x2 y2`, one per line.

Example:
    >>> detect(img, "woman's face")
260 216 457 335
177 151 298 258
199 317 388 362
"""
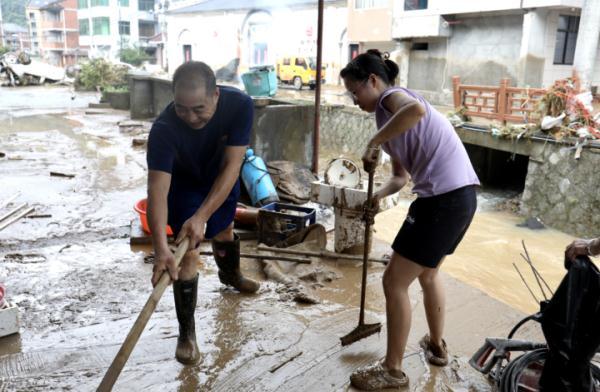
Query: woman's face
343 75 379 113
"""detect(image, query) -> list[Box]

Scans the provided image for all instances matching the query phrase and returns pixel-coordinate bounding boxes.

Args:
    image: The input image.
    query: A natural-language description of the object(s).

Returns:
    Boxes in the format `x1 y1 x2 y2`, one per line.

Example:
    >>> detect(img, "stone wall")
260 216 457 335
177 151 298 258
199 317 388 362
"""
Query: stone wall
521 146 600 238
319 104 376 158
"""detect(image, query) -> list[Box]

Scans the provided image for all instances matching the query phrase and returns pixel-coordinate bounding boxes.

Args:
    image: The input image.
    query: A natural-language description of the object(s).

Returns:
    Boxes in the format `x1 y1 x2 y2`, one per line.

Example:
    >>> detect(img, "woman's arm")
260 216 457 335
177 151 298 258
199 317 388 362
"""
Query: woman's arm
370 92 426 147
362 92 426 172
374 158 409 200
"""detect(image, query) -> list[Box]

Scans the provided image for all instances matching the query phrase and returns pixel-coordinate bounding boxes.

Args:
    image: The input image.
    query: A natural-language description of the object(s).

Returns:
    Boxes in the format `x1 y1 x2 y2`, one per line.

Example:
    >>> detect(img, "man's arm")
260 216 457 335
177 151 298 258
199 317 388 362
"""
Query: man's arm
147 169 179 285
175 145 246 248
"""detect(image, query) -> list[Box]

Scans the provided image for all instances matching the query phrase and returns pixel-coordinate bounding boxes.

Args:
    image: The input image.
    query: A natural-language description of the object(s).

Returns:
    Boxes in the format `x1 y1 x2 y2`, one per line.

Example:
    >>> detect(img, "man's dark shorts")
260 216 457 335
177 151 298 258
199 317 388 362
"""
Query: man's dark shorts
392 185 477 268
168 191 236 239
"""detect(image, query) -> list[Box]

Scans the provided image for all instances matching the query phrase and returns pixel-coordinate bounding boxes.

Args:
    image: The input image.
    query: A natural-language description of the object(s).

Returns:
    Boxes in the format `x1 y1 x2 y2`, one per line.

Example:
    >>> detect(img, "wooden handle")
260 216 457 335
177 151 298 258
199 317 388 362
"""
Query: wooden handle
97 238 190 392
358 170 375 325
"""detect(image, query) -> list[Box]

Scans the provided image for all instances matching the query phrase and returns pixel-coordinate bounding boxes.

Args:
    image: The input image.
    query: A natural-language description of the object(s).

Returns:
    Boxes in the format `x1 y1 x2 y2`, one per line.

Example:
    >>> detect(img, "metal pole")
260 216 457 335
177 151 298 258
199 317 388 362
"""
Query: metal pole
312 0 324 174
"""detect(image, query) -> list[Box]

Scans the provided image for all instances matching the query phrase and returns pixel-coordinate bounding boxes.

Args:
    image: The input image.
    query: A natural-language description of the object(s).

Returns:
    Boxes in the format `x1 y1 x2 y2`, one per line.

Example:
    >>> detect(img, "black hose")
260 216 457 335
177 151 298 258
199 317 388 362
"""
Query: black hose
498 348 547 392
498 349 600 391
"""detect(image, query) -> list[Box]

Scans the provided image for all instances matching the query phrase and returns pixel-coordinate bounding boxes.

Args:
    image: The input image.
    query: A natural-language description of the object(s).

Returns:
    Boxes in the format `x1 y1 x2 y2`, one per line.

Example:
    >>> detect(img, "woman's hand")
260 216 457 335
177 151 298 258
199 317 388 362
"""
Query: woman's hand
362 141 381 173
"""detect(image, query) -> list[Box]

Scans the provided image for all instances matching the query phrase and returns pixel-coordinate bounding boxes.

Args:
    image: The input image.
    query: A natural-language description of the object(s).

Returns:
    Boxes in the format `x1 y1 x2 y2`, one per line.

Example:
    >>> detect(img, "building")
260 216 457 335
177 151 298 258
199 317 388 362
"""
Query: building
27 0 80 66
0 5 4 48
346 0 599 103
77 0 159 62
1 23 32 52
164 0 347 81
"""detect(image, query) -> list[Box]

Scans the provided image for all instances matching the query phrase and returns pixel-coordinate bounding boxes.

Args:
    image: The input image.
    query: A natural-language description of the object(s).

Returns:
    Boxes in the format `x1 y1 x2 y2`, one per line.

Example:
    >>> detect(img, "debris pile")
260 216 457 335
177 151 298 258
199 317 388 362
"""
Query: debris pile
537 75 600 141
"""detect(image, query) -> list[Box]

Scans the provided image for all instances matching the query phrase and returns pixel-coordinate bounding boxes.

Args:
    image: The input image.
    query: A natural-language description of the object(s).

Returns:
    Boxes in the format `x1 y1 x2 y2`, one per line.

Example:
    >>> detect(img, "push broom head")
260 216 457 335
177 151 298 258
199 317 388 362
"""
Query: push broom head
340 322 382 346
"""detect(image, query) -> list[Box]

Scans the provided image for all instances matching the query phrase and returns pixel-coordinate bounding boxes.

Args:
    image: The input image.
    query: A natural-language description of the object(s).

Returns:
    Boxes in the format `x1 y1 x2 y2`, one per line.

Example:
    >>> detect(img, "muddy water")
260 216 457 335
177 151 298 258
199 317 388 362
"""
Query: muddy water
0 86 576 391
373 197 581 315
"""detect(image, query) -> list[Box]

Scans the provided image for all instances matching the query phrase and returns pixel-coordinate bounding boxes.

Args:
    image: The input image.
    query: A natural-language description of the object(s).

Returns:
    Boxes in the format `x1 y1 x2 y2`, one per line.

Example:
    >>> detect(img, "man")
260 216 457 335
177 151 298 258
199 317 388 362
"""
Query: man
146 61 259 365
565 236 600 261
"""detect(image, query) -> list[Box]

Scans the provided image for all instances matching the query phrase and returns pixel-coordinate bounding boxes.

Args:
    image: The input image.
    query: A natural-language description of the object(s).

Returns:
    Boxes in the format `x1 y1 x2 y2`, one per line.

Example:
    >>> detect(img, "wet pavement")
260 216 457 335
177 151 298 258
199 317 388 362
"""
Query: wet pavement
0 86 577 391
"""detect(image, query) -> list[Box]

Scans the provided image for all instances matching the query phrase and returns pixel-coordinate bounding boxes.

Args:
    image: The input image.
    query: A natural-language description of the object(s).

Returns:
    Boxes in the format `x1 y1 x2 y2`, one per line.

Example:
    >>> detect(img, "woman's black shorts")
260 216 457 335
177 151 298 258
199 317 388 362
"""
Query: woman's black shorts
392 185 477 268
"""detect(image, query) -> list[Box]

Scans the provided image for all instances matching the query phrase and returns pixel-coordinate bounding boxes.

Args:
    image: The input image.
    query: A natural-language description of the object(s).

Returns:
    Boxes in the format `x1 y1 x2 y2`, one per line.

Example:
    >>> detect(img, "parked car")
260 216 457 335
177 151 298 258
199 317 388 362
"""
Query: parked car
276 56 325 90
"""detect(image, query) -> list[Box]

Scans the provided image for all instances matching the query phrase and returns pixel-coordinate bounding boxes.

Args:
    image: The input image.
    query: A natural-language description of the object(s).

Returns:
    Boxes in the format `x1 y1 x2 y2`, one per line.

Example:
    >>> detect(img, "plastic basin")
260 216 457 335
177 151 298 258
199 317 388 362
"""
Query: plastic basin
134 198 174 236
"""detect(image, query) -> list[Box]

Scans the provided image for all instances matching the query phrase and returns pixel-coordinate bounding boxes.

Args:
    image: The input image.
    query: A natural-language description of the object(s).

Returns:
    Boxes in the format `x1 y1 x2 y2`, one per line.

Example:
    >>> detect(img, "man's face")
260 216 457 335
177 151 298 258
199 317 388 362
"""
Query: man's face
173 86 219 129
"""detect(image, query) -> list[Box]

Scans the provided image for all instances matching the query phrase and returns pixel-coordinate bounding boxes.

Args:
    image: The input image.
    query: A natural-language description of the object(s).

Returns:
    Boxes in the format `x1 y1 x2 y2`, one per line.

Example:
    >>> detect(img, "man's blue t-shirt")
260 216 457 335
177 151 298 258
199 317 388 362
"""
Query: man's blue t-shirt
147 85 253 200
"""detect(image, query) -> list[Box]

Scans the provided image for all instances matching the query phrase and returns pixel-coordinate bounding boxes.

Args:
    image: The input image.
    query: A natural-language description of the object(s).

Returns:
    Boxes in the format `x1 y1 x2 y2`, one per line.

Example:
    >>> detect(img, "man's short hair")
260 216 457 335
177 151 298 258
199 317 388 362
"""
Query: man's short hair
172 61 216 94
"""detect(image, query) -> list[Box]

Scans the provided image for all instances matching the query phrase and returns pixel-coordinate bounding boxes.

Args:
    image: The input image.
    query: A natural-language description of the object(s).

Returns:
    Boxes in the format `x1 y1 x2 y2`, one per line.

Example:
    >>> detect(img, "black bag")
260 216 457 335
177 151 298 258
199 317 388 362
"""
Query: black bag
539 256 600 392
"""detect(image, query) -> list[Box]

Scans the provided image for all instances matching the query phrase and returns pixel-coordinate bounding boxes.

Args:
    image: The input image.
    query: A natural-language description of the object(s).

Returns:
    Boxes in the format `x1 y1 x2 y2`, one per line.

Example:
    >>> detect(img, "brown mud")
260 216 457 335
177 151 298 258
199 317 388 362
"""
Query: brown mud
0 86 570 391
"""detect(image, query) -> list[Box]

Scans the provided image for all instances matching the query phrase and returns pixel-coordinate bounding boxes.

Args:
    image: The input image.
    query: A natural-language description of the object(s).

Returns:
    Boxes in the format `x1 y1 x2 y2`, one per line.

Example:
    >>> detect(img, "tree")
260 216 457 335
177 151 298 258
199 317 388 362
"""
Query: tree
1 0 27 27
119 47 151 67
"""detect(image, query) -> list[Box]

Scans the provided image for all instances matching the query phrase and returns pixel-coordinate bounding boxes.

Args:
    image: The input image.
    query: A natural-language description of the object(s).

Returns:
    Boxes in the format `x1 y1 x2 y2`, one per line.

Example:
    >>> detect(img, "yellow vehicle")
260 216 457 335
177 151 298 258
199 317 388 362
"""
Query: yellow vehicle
276 56 325 90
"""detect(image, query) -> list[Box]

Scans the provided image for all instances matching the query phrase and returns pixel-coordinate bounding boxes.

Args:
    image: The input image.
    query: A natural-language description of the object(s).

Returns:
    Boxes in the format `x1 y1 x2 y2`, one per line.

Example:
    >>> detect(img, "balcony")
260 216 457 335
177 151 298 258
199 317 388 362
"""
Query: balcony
392 14 450 39
41 20 64 30
42 41 65 50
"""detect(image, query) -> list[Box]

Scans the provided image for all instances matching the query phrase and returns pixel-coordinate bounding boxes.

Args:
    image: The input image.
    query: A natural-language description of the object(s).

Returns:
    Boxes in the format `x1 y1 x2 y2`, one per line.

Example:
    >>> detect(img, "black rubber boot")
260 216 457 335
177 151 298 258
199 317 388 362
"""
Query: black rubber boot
173 274 200 364
212 234 260 293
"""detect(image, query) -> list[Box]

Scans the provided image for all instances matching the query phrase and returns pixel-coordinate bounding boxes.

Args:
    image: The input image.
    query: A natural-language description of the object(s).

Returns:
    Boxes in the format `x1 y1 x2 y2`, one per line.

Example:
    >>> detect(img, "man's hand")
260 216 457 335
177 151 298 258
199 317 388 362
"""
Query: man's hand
151 249 178 286
363 192 381 225
362 142 381 173
565 238 594 261
176 215 207 250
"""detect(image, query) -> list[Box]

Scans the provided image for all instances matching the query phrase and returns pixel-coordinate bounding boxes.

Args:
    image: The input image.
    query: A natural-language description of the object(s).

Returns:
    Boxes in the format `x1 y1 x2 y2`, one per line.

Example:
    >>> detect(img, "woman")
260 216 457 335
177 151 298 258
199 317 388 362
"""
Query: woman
342 50 480 390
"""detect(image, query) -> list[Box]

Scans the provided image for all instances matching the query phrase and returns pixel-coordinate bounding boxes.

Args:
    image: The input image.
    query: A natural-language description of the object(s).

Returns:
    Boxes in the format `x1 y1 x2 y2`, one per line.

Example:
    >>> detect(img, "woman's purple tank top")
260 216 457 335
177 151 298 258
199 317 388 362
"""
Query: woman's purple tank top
376 87 479 197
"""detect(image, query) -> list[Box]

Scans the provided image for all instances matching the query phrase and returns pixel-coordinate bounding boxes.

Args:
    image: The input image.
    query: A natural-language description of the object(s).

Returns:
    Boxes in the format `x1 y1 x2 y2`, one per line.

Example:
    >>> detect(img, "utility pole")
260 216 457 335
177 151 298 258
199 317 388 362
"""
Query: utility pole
573 0 600 91
0 0 5 47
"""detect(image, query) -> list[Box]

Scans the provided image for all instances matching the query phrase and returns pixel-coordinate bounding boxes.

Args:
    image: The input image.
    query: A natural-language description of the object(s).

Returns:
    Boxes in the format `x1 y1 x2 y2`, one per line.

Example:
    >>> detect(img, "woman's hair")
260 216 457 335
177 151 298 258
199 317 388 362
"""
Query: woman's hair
340 49 399 85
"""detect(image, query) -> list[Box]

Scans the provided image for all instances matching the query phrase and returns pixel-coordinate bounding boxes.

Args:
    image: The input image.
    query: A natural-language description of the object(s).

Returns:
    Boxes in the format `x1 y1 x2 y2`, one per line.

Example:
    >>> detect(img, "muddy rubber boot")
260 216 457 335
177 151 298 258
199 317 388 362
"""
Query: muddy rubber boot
173 274 200 364
212 234 260 293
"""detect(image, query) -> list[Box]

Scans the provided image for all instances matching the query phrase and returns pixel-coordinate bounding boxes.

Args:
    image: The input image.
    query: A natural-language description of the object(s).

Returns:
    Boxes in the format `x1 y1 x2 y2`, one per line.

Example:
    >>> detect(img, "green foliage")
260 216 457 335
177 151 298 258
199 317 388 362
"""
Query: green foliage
0 46 10 56
119 47 150 67
76 58 129 91
1 0 26 26
103 85 129 93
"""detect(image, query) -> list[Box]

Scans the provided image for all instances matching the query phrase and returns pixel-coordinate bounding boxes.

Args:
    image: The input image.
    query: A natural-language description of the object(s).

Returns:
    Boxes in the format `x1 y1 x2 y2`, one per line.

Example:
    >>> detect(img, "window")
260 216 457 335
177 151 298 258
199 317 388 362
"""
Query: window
282 58 290 65
91 0 108 6
404 0 428 10
354 0 387 9
138 0 154 11
77 0 88 8
411 42 428 50
295 57 306 67
45 31 63 42
93 17 110 35
118 21 130 35
138 21 155 37
553 15 579 65
118 0 129 6
79 19 89 35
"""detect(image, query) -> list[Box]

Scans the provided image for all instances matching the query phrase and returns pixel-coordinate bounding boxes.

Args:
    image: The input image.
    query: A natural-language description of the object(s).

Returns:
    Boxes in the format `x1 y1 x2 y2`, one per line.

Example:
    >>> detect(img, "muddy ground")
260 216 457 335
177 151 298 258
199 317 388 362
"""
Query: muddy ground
0 86 572 391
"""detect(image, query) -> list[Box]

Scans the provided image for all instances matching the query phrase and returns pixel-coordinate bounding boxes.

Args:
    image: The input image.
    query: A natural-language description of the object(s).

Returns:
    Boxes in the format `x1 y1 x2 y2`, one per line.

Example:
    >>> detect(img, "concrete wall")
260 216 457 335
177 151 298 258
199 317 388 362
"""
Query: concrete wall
407 14 523 92
347 0 393 42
